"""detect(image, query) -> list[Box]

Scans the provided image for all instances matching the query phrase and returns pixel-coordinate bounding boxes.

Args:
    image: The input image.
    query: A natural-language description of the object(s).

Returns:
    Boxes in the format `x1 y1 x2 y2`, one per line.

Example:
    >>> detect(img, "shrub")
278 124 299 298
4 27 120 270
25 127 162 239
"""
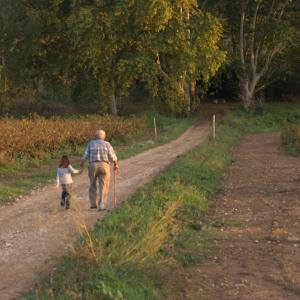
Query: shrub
281 126 300 155
0 115 147 160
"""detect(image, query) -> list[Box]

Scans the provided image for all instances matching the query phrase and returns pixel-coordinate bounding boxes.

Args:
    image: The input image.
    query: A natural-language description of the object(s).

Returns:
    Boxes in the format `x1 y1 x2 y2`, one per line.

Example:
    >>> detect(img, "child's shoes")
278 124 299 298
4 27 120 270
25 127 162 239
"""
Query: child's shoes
64 196 70 209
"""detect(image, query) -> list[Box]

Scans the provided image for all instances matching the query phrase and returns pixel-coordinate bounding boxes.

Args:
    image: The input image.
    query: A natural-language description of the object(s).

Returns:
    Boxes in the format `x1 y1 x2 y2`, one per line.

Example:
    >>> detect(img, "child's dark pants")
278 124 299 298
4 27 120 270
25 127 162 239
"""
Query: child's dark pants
61 184 73 209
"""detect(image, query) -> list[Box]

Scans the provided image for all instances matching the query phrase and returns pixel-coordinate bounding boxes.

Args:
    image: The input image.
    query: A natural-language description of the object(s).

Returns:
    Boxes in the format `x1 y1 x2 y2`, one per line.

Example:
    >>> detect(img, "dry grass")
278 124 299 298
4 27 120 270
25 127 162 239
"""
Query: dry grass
76 221 97 261
72 194 184 269
120 198 182 265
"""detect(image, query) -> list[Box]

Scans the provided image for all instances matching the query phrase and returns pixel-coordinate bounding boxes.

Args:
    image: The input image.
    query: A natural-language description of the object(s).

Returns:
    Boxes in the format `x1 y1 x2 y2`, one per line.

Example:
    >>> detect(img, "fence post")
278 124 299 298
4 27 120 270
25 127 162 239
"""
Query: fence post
212 114 216 140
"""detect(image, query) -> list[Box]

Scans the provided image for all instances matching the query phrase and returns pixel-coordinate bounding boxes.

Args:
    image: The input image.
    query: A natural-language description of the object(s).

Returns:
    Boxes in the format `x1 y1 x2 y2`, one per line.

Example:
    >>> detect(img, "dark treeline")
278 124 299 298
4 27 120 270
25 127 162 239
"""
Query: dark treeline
0 0 299 116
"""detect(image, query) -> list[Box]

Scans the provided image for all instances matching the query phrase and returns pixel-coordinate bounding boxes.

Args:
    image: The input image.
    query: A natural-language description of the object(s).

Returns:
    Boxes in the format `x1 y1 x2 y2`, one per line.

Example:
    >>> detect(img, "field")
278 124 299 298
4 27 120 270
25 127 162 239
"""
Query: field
25 103 300 299
0 114 147 164
0 112 194 205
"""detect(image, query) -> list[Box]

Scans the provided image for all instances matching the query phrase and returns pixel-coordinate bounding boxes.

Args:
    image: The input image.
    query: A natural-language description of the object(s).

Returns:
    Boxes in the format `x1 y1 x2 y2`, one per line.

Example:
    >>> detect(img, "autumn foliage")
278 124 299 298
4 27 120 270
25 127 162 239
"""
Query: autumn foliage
0 115 147 161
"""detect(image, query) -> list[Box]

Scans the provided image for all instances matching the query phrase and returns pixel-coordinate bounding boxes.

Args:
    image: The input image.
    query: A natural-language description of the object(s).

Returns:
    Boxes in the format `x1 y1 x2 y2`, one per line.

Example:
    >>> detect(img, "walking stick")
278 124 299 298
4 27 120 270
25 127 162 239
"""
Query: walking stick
113 170 117 208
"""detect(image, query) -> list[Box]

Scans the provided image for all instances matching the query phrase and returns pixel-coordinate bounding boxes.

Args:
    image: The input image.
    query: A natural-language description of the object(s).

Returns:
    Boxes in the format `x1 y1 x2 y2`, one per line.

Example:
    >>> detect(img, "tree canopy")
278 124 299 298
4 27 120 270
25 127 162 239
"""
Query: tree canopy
0 0 226 115
0 0 299 115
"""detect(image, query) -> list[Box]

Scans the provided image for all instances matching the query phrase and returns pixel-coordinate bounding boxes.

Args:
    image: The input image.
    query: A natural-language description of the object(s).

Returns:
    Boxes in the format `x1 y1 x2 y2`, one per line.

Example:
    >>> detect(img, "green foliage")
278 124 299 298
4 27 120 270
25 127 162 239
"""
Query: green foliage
0 0 225 115
1 1 299 113
117 113 194 159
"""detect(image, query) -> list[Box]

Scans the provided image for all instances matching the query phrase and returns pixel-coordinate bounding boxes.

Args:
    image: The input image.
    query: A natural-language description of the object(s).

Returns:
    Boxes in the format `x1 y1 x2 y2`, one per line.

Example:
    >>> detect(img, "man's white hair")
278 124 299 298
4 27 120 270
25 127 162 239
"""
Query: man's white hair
96 129 106 140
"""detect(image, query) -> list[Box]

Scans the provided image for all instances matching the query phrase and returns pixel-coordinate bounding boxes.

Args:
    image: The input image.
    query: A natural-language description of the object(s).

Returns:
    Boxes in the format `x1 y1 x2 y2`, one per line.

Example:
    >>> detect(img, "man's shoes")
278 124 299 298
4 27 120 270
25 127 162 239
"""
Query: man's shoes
90 206 97 209
97 207 106 212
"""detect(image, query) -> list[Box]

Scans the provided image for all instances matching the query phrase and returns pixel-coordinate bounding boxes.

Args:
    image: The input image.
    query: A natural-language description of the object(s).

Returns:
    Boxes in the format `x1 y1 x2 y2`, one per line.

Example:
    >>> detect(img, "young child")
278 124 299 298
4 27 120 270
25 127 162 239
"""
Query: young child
56 155 80 209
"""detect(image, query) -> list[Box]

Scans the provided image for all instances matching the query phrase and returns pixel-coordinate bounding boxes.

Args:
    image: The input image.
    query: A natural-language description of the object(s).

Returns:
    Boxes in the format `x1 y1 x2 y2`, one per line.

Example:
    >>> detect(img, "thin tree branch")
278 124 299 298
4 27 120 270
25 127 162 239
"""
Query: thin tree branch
250 1 260 74
267 0 276 18
258 45 282 77
277 0 290 20
239 0 247 65
156 53 169 80
200 0 208 10
255 0 290 77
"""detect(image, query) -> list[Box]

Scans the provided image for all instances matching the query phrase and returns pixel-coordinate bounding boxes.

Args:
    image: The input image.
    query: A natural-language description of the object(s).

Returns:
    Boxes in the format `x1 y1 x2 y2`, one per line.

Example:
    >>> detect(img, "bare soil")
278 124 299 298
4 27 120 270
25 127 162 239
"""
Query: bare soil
0 123 209 300
165 133 300 300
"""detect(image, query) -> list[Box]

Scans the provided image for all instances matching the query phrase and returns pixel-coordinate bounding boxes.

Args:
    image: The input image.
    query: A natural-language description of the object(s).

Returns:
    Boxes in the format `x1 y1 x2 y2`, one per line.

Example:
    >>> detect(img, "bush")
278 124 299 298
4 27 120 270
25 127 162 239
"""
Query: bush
281 126 300 155
0 114 147 160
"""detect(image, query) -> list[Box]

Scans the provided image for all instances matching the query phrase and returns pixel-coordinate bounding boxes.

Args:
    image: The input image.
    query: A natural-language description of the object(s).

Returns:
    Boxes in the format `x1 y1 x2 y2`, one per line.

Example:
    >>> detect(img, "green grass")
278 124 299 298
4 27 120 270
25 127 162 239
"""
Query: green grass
0 113 194 205
117 113 194 159
25 103 300 299
169 227 217 266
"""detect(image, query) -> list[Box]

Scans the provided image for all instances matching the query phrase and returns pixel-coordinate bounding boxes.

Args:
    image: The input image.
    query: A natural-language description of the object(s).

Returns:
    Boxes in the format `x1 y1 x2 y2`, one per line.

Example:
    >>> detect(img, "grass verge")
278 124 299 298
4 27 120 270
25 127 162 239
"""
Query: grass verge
25 103 300 299
0 113 194 205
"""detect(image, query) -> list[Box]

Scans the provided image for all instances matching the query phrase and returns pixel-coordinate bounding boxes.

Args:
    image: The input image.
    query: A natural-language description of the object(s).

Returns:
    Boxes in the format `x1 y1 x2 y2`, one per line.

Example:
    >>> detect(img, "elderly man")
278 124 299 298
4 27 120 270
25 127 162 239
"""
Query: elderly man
80 130 119 211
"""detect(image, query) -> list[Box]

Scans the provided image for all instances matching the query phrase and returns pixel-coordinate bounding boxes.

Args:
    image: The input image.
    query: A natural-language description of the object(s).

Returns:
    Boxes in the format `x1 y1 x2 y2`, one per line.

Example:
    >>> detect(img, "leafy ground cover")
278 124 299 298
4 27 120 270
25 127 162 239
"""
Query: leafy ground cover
0 113 194 205
26 103 300 299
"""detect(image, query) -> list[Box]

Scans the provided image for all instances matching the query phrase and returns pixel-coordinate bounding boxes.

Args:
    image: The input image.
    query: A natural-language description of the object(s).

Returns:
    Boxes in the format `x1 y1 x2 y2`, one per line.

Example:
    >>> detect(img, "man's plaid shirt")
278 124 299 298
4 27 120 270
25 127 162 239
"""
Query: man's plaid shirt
82 139 117 164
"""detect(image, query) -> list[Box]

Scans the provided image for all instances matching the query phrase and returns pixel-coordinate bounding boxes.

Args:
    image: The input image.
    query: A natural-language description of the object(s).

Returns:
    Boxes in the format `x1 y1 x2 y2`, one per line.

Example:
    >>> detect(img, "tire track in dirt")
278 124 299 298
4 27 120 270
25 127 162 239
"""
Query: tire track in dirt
170 133 300 300
0 122 209 300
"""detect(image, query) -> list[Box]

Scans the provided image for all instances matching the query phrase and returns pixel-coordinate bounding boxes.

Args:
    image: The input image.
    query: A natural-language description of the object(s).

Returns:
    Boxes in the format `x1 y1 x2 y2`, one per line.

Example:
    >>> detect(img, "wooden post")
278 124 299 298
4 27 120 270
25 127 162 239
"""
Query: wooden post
212 114 216 140
154 116 158 140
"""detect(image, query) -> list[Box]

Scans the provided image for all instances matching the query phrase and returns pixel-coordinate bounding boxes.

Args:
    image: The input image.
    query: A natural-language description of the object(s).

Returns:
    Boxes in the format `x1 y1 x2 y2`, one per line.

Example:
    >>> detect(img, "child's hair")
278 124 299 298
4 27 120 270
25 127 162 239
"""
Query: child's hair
59 155 70 168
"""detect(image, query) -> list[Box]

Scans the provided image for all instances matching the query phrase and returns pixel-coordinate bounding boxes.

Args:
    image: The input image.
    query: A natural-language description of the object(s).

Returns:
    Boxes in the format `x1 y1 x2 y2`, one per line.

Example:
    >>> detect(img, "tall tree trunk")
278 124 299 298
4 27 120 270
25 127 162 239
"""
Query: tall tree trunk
241 80 253 110
241 73 260 110
109 76 118 115
72 72 83 103
190 80 196 105
115 80 123 112
184 78 191 115
184 9 191 115
1 54 7 92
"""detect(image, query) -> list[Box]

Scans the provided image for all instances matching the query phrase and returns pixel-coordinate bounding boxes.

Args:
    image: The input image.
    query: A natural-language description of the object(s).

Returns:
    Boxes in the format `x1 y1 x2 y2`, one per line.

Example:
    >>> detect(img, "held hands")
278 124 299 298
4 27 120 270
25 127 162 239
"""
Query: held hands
79 158 86 169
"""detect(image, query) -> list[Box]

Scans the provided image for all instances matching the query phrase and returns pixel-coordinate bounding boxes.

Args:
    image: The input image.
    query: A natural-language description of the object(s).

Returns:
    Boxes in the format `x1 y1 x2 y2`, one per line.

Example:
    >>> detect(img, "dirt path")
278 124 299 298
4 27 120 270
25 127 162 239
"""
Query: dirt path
0 122 209 300
171 133 300 300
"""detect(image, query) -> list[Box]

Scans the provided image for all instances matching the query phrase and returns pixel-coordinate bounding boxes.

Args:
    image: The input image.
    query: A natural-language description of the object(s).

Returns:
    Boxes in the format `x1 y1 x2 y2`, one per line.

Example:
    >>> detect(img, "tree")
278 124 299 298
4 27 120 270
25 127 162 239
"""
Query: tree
0 0 226 115
0 0 69 101
65 0 225 115
124 0 226 114
207 0 297 110
265 3 300 98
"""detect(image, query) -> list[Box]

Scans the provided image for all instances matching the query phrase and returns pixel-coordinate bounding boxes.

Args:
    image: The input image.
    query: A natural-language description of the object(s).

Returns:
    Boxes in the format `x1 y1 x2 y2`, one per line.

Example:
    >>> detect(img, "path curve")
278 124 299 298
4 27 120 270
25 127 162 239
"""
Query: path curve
0 122 209 299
